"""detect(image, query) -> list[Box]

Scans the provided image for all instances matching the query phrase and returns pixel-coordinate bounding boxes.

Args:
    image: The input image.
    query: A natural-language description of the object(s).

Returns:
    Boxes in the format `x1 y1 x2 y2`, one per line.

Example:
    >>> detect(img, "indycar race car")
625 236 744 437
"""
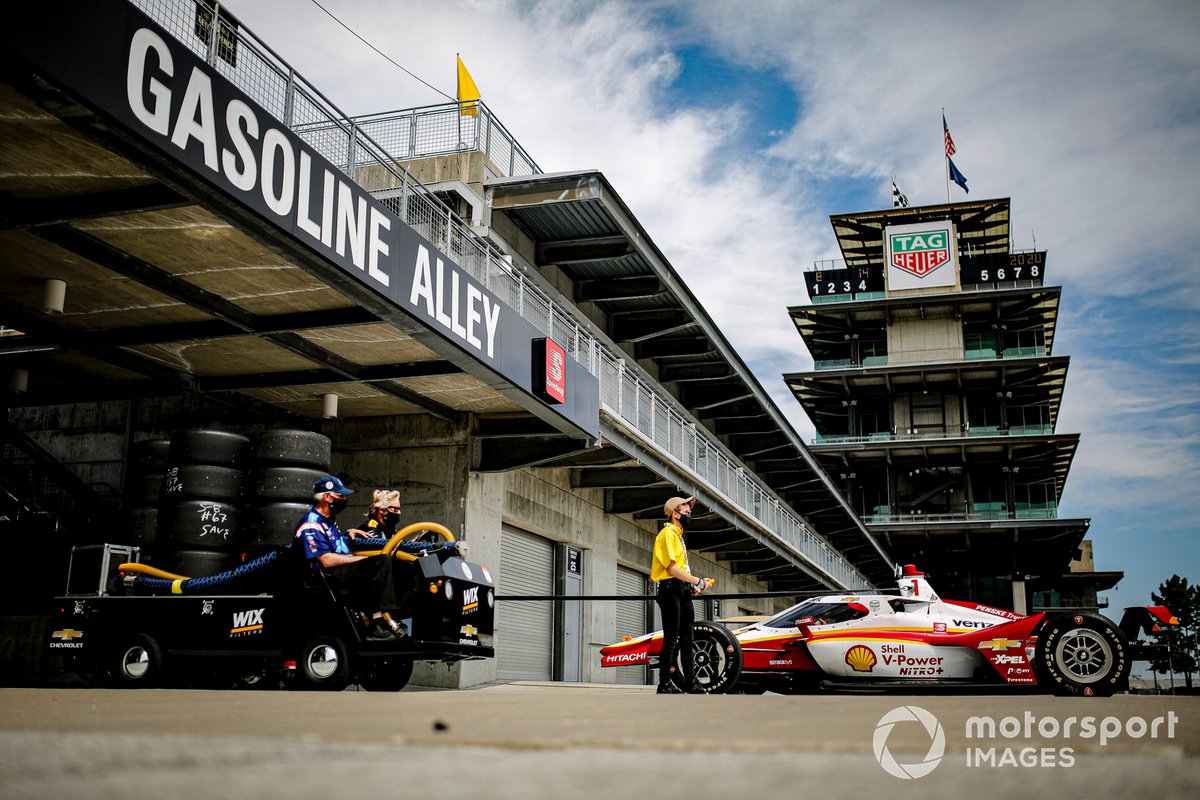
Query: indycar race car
600 565 1176 696
47 522 494 691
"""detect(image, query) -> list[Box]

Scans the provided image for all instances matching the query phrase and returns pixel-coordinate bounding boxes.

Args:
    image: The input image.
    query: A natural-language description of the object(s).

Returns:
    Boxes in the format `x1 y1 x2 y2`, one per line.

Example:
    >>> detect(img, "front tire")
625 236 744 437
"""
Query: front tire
105 633 162 687
1034 613 1129 697
673 621 742 694
294 635 353 691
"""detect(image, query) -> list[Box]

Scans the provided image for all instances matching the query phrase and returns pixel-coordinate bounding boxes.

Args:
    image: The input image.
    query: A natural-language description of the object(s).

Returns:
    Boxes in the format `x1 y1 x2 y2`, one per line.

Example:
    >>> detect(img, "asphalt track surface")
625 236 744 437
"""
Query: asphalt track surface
1 683 1197 799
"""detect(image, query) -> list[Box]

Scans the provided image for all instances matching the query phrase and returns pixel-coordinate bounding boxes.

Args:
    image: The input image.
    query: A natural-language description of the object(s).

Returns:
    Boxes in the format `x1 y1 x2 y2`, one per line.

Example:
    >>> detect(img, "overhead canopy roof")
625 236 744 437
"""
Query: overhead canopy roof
830 198 1012 267
487 171 896 585
0 81 524 424
809 433 1079 499
871 516 1090 587
785 355 1071 431
788 286 1062 358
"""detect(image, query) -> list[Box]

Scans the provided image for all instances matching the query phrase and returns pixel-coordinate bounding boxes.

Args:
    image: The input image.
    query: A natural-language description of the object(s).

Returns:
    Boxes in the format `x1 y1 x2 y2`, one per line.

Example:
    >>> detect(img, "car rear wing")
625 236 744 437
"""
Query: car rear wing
1119 606 1179 661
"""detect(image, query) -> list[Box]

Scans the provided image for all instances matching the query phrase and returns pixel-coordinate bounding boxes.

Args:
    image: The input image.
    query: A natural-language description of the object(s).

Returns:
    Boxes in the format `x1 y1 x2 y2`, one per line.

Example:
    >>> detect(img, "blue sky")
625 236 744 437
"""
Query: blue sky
230 0 1200 615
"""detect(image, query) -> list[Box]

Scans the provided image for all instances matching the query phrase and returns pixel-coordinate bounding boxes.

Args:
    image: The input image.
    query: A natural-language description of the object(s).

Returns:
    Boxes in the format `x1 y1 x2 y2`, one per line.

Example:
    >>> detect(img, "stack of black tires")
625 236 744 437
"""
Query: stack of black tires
117 429 332 578
121 438 171 558
244 430 332 560
154 430 249 577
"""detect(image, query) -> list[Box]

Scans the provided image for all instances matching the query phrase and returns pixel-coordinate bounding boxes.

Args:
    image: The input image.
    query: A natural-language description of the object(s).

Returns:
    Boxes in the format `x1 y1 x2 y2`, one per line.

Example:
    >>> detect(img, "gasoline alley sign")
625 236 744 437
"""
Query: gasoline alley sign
884 221 958 291
4 0 598 438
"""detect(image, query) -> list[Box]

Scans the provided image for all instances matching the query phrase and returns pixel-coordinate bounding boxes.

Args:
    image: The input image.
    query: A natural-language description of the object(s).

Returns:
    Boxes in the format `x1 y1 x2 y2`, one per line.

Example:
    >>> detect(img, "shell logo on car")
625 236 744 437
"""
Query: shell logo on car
845 644 878 673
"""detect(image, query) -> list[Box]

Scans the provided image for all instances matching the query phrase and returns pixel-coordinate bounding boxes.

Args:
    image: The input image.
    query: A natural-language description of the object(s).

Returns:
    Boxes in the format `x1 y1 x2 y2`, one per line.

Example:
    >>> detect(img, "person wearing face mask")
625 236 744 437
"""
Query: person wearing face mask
348 489 402 540
295 475 406 641
651 495 714 694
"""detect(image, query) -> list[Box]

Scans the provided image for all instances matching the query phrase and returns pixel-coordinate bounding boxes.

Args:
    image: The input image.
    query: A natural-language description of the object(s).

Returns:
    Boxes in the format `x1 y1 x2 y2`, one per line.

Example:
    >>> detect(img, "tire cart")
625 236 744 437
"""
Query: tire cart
47 523 495 691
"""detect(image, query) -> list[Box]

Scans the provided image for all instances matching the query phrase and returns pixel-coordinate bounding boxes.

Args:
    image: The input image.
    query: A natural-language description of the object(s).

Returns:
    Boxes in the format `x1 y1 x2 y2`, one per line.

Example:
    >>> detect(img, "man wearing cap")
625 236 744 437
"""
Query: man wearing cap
652 495 713 693
296 475 405 641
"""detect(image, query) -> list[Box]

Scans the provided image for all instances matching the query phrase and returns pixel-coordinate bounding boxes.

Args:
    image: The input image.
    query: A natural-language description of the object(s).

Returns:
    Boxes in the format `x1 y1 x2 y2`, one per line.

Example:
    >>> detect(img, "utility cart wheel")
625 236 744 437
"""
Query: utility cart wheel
105 633 163 688
358 658 415 692
294 635 353 691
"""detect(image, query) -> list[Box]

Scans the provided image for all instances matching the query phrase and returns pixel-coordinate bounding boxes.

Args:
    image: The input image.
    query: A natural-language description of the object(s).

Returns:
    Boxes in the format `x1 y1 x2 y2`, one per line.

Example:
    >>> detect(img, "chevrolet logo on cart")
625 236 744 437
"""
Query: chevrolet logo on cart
460 625 478 637
50 629 84 649
979 638 1022 651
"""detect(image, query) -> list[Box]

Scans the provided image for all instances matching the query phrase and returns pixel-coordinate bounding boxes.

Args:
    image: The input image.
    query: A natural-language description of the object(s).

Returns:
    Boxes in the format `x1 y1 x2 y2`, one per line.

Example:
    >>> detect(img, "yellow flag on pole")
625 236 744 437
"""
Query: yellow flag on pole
457 55 480 117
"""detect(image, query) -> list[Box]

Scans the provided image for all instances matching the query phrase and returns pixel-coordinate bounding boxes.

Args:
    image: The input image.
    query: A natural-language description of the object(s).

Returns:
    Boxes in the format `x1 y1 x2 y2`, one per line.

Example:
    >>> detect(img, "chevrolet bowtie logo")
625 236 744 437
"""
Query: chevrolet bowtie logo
979 638 1021 652
52 628 83 640
460 625 478 637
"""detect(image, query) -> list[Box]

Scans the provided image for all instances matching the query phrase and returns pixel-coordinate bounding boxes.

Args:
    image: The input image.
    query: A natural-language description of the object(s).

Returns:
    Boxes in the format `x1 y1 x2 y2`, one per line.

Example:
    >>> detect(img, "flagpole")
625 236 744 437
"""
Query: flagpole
943 107 951 203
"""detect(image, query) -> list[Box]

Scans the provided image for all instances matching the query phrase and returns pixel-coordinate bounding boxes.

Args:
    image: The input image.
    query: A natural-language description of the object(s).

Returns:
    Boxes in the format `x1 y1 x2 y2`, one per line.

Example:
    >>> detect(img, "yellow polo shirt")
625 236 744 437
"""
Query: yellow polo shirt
651 522 690 582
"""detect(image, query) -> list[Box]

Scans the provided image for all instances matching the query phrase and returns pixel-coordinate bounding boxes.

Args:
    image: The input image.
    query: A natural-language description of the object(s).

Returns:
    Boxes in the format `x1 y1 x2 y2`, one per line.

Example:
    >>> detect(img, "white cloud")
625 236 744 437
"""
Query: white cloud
228 0 1200 591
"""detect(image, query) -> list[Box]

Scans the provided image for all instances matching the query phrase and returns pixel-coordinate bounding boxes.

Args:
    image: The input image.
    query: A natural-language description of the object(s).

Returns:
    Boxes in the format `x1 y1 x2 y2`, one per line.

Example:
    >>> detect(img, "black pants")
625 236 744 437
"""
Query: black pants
656 580 695 687
322 556 404 614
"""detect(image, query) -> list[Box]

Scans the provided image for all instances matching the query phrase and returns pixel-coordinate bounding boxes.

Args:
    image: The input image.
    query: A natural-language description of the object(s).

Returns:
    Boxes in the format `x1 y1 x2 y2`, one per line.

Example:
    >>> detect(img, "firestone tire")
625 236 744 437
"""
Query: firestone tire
673 620 742 694
126 507 158 548
358 658 415 692
253 467 328 502
245 502 311 549
159 499 240 549
104 633 163 688
161 464 244 502
168 430 250 467
253 430 331 469
294 635 353 691
156 548 241 578
1034 613 1129 697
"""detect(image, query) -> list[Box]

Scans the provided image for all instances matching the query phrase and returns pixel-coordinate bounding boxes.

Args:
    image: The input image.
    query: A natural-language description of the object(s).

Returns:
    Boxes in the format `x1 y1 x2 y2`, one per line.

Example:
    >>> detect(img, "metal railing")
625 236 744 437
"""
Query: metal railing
862 508 1058 524
348 102 542 178
130 0 868 589
813 425 1053 446
808 259 846 272
599 357 866 589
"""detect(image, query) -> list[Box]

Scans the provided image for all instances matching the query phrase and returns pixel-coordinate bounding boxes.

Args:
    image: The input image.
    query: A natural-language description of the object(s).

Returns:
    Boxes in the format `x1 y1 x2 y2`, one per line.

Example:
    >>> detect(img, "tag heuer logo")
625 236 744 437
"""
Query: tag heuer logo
890 230 950 277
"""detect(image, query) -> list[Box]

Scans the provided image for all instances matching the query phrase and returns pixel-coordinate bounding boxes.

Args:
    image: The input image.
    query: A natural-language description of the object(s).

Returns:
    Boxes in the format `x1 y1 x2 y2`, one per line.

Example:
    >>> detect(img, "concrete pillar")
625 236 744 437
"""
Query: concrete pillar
1011 578 1027 615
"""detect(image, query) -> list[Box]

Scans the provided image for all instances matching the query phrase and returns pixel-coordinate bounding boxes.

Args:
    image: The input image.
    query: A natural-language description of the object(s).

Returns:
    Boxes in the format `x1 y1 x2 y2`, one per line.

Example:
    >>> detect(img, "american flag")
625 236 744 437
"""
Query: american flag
943 113 957 158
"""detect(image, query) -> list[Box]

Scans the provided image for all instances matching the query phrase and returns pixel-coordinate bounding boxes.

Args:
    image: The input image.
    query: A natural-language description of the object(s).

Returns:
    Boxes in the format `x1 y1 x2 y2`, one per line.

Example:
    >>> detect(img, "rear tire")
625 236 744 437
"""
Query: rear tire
358 658 414 692
294 635 353 691
1034 613 1129 697
674 621 742 694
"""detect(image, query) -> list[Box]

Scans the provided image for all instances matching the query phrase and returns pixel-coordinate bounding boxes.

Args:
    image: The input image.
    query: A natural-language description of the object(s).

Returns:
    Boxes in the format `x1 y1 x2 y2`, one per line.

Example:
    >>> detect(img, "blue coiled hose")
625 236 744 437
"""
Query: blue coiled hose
128 548 283 595
126 539 452 595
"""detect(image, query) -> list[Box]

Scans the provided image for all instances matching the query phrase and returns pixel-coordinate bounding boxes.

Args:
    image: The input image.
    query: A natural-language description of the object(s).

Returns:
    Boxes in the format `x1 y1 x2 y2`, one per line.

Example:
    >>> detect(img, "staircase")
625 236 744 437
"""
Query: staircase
0 420 122 610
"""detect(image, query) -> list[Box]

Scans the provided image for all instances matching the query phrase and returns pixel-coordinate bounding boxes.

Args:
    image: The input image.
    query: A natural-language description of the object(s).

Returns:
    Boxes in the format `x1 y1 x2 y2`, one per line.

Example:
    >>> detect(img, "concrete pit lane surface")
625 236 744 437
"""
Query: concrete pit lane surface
0 684 1196 799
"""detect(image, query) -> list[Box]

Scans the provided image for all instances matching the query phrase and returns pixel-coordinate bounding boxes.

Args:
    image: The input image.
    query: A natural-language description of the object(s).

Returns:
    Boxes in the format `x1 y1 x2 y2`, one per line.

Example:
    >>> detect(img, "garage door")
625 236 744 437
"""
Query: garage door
614 566 650 685
497 526 555 681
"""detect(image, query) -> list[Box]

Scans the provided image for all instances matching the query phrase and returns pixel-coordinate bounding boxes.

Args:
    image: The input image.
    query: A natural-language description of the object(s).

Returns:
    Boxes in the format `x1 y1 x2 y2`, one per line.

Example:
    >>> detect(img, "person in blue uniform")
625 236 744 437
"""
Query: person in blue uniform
296 475 405 640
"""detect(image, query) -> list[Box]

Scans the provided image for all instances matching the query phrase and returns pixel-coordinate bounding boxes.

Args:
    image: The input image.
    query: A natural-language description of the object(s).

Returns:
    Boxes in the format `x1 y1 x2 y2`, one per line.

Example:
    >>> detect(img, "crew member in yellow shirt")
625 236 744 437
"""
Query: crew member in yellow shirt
651 495 713 693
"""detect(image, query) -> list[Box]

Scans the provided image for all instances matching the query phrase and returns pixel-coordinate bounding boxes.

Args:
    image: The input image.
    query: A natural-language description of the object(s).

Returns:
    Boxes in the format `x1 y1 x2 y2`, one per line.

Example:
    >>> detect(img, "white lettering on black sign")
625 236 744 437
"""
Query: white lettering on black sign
409 245 500 358
125 27 391 296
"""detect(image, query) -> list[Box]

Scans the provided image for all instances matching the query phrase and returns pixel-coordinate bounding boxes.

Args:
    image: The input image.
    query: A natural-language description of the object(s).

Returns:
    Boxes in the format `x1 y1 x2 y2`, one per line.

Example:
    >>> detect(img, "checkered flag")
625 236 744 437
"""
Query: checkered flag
892 178 909 208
